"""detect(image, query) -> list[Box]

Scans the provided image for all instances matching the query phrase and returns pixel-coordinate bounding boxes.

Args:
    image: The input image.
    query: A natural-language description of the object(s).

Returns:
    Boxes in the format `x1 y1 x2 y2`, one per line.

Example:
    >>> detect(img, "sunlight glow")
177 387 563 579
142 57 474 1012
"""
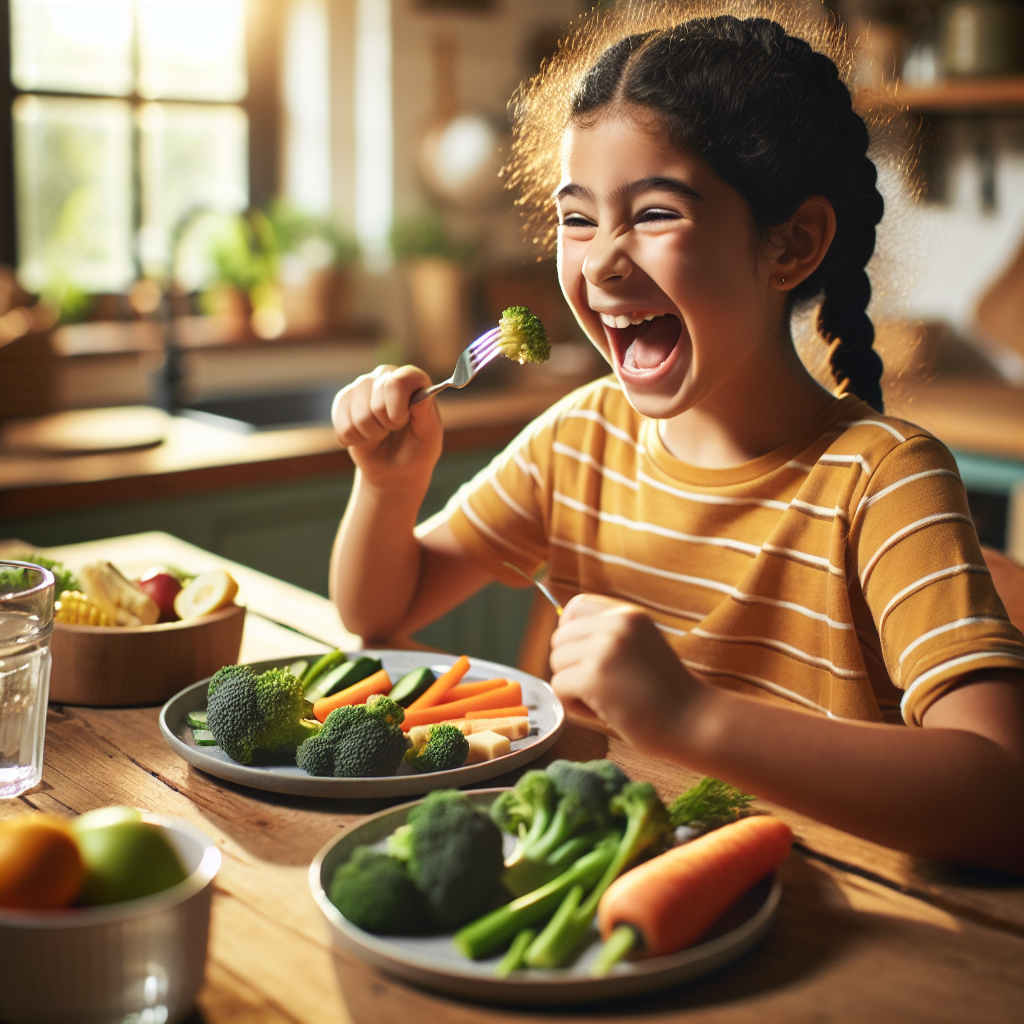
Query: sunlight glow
11 0 134 96
137 0 247 101
354 0 394 271
284 0 332 215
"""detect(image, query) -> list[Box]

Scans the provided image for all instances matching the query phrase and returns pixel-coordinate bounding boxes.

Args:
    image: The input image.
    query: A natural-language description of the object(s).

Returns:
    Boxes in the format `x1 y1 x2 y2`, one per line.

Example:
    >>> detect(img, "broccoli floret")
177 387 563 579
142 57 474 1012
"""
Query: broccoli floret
405 723 469 773
495 759 629 897
207 663 258 699
490 769 555 844
206 666 319 765
497 306 550 364
547 758 629 808
328 846 434 935
386 789 504 930
523 780 673 969
295 694 408 777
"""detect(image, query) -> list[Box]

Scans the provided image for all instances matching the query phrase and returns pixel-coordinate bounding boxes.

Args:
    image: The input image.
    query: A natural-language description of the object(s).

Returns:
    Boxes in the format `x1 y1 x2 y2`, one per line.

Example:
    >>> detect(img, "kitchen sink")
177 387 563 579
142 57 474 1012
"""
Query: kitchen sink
179 387 340 433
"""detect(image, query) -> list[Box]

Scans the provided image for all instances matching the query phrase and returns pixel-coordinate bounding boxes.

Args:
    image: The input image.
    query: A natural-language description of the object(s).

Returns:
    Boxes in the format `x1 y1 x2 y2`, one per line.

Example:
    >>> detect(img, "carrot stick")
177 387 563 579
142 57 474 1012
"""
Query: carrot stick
313 669 392 723
464 704 528 720
596 816 792 959
446 678 506 702
401 682 522 731
406 655 471 711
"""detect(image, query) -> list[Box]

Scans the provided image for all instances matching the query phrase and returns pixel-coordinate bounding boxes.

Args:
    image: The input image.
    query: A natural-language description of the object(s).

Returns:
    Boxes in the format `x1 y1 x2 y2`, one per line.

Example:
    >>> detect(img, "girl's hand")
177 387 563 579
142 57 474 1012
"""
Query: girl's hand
549 594 704 753
332 365 443 489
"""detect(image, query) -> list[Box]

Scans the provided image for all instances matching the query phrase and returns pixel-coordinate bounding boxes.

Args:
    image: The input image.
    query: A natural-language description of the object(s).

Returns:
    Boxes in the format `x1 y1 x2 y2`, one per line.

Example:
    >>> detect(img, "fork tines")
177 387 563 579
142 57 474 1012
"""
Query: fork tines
469 327 503 369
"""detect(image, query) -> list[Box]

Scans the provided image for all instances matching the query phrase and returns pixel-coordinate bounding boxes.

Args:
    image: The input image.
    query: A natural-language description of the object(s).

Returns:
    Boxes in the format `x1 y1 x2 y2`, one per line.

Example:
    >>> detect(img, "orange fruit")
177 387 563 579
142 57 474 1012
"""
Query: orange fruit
0 814 86 910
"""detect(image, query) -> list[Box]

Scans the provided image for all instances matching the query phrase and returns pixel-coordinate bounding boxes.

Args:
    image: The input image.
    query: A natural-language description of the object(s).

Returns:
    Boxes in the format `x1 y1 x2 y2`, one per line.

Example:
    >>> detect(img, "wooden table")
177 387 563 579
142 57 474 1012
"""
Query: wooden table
2 534 1022 1023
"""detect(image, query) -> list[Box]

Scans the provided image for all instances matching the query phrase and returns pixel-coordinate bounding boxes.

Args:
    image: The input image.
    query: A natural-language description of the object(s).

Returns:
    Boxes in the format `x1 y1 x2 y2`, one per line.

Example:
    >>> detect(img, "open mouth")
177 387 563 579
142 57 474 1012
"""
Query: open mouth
598 312 684 381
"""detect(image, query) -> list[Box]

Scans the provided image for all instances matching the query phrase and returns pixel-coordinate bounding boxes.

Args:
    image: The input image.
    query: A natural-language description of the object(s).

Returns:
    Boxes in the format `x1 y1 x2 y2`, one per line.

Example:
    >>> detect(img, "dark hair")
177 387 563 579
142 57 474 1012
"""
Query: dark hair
512 13 886 411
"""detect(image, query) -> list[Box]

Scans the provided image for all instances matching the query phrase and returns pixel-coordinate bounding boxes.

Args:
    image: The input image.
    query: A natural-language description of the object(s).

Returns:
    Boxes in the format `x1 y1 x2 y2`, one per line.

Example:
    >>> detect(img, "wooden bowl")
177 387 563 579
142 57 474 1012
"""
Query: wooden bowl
49 604 245 707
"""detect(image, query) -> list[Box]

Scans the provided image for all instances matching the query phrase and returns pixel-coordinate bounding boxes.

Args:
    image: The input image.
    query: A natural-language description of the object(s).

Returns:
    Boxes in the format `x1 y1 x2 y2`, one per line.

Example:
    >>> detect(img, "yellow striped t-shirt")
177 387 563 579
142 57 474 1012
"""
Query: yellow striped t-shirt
424 377 1024 725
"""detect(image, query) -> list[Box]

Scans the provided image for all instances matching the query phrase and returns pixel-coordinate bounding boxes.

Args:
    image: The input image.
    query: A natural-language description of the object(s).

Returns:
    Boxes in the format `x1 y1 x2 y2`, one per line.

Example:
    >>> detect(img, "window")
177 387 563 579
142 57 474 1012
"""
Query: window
5 0 251 296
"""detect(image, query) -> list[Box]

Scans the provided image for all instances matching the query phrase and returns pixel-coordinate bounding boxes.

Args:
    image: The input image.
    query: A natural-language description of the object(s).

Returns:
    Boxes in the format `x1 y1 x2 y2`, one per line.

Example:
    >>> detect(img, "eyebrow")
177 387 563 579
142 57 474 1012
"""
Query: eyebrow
553 176 704 204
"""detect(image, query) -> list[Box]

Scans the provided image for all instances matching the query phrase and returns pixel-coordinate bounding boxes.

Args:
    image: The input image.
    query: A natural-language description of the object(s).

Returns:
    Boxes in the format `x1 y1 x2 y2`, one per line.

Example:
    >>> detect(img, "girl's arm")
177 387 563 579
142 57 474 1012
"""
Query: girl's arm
328 365 492 641
549 597 1024 873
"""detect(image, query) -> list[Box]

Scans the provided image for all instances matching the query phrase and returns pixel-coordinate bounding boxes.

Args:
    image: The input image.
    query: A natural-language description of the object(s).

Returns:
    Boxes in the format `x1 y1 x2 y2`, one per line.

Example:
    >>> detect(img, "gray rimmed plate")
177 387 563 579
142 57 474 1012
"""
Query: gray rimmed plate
158 651 564 798
309 790 783 1005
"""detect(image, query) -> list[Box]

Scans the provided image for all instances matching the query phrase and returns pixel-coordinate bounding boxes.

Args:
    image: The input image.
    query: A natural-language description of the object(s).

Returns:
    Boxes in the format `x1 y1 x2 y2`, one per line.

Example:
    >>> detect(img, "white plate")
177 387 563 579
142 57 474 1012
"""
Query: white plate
310 790 782 1005
159 651 564 798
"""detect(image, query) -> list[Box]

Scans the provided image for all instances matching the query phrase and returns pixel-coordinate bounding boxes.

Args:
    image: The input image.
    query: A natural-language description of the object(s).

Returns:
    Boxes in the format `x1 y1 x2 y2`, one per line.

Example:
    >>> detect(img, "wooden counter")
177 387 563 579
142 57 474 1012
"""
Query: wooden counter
0 376 588 520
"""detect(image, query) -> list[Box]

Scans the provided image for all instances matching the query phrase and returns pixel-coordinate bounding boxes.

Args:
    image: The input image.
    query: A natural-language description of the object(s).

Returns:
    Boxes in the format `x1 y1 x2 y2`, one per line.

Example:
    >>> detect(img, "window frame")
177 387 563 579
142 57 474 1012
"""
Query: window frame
0 0 282 280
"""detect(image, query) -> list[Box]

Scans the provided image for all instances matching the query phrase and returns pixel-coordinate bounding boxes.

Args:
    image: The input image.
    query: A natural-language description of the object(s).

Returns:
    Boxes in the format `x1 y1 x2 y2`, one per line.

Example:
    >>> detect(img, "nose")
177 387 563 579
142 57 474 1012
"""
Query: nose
582 227 631 287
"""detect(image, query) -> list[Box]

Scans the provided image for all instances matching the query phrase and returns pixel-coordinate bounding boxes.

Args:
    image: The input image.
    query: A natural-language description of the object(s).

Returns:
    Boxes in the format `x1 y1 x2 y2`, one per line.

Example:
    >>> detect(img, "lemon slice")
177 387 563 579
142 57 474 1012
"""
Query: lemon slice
173 569 238 620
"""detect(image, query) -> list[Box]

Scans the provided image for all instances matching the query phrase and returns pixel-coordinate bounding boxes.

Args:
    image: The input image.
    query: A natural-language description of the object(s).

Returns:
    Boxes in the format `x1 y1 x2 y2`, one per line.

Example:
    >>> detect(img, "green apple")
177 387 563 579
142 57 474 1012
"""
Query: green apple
73 805 142 833
73 810 187 905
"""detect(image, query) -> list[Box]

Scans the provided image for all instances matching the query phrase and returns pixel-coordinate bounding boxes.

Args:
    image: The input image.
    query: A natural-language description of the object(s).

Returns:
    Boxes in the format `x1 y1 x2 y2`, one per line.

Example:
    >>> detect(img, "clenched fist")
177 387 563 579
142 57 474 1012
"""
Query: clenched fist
332 364 443 489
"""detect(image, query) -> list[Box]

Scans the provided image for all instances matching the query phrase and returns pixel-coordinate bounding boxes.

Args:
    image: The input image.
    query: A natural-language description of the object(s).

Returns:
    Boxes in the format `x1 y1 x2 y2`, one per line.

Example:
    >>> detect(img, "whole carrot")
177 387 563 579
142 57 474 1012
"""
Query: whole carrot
401 682 522 731
592 815 792 974
312 669 392 723
406 655 471 711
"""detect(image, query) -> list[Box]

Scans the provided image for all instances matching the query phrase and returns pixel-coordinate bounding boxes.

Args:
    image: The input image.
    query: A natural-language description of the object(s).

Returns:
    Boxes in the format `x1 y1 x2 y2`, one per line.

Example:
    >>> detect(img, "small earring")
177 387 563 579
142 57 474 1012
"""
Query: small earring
781 277 787 284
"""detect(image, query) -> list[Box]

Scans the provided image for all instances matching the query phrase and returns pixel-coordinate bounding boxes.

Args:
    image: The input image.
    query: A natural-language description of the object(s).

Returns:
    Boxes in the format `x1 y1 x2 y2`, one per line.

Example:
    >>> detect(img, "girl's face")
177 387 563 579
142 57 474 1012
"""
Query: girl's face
556 109 783 421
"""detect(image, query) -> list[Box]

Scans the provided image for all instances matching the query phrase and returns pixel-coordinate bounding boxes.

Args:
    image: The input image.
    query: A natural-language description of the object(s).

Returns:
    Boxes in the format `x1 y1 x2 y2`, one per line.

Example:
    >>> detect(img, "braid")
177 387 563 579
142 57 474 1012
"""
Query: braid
817 164 886 411
512 7 891 410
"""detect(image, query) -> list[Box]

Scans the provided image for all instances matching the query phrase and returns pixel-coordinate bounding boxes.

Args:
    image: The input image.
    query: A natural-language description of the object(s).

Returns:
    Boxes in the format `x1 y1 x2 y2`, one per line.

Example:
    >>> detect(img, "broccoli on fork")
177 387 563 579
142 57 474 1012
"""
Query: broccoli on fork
206 666 320 765
497 306 550 365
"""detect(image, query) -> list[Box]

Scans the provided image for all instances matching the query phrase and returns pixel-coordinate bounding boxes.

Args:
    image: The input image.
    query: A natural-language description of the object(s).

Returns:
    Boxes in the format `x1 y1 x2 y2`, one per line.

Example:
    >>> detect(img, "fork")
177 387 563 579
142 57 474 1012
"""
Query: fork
503 561 564 615
409 327 503 405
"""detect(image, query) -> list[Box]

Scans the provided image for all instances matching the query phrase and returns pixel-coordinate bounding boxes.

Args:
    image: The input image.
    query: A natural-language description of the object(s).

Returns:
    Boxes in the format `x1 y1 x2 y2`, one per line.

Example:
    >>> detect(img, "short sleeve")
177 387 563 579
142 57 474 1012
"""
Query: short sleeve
850 435 1024 725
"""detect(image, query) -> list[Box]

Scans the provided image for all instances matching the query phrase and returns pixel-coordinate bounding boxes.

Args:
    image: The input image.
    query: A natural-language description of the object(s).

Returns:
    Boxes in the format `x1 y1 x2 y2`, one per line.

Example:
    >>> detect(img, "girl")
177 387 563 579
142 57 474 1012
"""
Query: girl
330 2 1023 871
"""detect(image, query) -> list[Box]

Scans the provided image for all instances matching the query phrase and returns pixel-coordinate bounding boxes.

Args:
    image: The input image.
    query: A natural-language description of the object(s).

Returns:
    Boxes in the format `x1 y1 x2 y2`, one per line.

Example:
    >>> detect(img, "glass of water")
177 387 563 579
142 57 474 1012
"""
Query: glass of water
0 561 54 798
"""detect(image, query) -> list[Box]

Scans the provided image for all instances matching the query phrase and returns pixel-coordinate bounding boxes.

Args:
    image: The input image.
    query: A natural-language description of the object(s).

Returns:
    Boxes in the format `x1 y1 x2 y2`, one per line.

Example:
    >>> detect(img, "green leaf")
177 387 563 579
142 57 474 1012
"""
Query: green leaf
668 777 754 831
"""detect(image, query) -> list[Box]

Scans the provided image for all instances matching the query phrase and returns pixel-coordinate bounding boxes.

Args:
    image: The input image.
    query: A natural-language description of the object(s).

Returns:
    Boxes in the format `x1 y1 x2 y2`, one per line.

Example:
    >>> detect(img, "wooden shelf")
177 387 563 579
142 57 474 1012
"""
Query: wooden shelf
863 75 1024 113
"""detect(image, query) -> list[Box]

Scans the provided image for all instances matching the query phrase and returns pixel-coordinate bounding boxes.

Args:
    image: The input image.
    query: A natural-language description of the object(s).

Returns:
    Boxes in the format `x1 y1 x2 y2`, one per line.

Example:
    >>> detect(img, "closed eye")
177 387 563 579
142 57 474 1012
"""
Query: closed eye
637 207 681 223
559 213 596 228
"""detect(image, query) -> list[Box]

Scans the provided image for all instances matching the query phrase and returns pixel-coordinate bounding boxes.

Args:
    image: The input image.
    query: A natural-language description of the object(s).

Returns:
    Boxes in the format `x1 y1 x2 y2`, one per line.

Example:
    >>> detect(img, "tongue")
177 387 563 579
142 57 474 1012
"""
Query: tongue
625 316 679 369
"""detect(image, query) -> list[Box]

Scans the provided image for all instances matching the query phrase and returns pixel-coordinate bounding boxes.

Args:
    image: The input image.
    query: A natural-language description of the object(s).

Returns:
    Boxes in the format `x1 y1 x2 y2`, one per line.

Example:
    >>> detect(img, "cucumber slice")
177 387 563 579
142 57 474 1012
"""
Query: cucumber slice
287 659 309 681
389 666 435 707
301 649 347 688
186 710 208 729
192 729 217 746
305 656 382 703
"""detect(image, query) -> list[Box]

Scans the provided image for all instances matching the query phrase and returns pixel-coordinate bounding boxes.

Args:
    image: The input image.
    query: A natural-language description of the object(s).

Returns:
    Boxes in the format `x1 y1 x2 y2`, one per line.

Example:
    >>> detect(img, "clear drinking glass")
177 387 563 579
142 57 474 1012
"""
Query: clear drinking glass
0 561 54 798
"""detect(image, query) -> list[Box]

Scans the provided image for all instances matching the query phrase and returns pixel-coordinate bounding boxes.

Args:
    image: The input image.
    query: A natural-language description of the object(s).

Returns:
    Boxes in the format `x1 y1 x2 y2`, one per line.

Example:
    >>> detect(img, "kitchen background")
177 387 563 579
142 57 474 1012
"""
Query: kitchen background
0 0 1021 666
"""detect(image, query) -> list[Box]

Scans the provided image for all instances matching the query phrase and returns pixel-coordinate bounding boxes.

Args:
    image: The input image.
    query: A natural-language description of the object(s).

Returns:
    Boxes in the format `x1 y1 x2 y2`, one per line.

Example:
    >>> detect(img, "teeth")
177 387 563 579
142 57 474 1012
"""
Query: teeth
598 311 663 328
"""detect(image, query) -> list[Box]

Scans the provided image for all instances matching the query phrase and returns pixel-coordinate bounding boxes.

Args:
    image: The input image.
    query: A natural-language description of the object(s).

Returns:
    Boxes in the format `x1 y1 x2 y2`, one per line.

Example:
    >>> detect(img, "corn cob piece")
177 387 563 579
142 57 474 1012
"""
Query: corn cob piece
55 590 115 627
79 562 159 626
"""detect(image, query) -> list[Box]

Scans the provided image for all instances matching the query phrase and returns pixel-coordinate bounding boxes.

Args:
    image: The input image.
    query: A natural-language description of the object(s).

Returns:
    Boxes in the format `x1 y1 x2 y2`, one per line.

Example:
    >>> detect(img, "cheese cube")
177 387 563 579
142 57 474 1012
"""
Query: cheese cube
465 730 512 764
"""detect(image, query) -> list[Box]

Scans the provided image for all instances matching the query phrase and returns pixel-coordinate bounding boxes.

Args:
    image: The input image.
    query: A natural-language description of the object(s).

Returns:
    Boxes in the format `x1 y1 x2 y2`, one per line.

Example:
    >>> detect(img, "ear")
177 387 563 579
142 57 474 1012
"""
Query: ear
769 195 836 291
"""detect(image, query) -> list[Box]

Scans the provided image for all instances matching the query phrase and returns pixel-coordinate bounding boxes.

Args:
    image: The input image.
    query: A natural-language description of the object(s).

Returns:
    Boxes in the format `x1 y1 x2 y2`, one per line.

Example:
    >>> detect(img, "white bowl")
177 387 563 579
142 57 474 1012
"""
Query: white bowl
0 815 221 1024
